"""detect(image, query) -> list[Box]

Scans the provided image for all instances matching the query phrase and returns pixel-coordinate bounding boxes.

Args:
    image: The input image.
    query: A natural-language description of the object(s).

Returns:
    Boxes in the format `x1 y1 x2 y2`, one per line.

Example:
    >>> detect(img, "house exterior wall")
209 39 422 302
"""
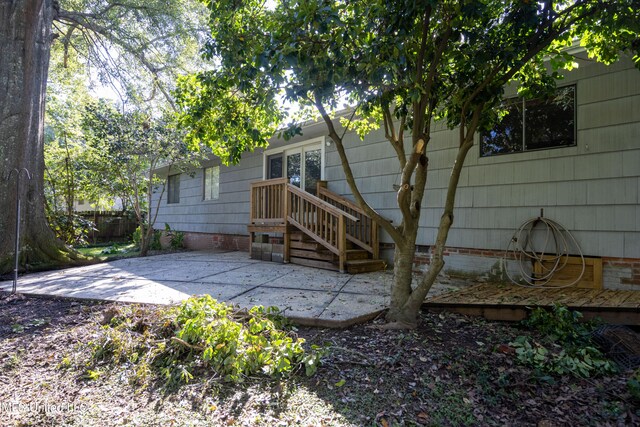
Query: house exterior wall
154 56 640 288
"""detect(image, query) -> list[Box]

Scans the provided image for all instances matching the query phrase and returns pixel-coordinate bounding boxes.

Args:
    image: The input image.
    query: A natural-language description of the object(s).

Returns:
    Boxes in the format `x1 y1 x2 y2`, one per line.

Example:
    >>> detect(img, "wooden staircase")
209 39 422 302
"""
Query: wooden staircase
288 232 386 273
248 178 386 273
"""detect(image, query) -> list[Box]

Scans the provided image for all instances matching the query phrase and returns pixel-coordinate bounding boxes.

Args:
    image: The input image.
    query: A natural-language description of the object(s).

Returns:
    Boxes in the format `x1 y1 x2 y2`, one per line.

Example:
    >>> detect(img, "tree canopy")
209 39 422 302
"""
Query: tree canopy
178 0 640 326
0 0 206 274
53 0 208 108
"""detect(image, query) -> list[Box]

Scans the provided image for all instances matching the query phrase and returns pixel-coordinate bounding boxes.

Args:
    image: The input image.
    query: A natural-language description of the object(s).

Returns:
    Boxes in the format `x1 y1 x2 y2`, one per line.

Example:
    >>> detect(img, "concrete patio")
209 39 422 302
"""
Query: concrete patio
0 250 466 327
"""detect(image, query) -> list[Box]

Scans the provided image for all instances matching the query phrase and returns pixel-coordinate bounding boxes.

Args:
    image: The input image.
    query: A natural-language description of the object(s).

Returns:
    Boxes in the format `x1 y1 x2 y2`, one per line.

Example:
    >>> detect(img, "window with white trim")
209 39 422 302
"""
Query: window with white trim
167 174 180 204
203 166 220 200
263 138 324 195
481 85 576 157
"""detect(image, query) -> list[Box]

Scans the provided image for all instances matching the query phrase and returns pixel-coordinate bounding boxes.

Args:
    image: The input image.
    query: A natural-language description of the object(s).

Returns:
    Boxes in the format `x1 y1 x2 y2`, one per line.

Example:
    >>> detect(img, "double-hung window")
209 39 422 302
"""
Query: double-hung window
481 85 576 157
167 174 180 204
203 166 220 200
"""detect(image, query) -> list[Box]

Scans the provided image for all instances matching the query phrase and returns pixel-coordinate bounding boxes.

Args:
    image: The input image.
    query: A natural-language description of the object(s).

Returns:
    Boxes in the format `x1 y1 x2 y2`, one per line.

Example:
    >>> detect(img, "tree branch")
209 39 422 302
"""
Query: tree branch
313 94 401 243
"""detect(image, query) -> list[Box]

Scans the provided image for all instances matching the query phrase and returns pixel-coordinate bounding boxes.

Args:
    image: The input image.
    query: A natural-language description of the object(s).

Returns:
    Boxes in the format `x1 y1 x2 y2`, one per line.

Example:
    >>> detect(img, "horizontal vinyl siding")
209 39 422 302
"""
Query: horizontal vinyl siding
325 56 640 259
154 56 639 260
153 152 263 235
421 57 640 258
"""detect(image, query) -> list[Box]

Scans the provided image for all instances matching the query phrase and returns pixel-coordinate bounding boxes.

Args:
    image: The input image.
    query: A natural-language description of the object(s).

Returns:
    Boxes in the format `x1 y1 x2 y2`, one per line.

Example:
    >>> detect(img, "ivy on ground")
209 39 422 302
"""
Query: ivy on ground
510 305 617 378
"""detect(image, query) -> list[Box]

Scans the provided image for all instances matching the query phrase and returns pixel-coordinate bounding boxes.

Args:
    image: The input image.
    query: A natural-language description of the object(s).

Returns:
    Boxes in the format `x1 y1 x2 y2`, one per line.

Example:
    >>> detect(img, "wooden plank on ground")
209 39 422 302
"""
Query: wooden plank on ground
573 289 610 307
551 288 593 306
461 284 509 303
617 300 640 309
426 283 486 303
516 288 568 306
490 286 540 304
593 290 636 308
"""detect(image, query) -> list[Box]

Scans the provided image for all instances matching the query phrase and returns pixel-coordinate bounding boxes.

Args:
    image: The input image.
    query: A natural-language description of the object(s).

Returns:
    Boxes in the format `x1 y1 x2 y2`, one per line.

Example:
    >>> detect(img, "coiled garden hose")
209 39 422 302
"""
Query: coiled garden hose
503 214 585 288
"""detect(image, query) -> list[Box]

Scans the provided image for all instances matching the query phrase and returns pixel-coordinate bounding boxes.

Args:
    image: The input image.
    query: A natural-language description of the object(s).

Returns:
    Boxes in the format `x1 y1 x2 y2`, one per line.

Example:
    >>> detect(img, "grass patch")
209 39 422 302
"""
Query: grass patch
75 242 139 260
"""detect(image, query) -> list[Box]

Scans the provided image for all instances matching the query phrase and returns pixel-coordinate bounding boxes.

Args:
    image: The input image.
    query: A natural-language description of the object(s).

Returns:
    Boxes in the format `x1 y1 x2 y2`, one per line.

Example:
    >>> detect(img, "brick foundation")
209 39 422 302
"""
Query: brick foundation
174 231 640 290
412 245 640 290
182 231 250 252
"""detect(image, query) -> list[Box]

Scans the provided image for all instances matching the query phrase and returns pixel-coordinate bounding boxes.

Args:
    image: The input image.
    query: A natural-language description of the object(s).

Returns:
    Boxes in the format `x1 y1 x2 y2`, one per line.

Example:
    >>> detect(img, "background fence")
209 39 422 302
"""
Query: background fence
77 211 138 243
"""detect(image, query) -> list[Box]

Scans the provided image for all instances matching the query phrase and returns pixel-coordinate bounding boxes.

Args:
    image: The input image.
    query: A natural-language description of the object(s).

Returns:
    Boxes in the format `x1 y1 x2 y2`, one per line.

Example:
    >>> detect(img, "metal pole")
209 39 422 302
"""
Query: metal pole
7 168 31 295
13 188 20 294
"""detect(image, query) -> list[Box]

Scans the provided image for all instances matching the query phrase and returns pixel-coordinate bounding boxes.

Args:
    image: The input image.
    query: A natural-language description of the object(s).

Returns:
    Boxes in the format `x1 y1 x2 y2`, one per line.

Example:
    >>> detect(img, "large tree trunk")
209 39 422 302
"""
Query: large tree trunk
0 0 81 276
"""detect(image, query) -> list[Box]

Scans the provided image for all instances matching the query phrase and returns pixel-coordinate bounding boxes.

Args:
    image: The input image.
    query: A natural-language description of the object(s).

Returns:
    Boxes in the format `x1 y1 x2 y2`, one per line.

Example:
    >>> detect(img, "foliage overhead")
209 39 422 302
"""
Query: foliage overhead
54 0 208 109
178 0 640 162
177 0 640 326
81 100 196 255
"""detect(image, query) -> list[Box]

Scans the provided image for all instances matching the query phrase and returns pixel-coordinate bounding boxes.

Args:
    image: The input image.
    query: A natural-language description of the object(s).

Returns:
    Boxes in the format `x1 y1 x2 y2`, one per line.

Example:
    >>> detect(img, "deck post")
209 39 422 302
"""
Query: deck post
371 219 379 260
338 215 346 273
283 183 290 263
249 184 254 258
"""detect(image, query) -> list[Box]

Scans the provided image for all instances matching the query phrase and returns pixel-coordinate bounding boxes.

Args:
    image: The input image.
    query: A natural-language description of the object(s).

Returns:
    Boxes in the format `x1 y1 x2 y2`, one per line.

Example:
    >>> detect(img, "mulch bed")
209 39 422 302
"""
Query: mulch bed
1 292 638 426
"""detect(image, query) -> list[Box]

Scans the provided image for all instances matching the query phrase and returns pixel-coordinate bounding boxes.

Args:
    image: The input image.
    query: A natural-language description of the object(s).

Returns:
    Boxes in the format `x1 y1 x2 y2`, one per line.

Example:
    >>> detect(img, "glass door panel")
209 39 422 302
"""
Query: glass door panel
267 154 283 179
286 152 301 188
304 149 321 195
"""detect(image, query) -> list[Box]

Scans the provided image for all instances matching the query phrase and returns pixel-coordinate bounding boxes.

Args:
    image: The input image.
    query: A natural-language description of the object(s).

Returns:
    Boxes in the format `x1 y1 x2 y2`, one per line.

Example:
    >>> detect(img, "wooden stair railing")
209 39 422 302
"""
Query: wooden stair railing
316 181 379 259
286 184 359 272
249 178 379 273
249 178 288 227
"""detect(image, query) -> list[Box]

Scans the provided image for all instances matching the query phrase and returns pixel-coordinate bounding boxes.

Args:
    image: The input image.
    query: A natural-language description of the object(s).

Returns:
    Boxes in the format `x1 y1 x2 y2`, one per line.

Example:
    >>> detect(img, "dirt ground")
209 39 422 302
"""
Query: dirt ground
1 293 638 426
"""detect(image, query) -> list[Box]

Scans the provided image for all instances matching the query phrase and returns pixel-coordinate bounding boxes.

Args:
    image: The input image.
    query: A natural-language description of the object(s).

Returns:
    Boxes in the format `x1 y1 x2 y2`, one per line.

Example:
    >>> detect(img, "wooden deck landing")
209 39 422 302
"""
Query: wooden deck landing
424 283 640 325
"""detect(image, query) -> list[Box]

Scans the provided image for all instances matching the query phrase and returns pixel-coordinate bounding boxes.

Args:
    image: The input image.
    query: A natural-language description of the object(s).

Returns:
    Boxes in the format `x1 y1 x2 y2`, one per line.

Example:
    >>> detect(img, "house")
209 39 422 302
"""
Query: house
153 53 640 290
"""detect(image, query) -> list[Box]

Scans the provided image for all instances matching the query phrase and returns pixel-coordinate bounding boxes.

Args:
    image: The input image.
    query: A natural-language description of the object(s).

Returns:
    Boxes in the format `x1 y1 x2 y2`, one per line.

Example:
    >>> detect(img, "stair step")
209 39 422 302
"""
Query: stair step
290 240 324 251
289 257 339 271
346 249 370 260
345 259 387 274
290 248 335 262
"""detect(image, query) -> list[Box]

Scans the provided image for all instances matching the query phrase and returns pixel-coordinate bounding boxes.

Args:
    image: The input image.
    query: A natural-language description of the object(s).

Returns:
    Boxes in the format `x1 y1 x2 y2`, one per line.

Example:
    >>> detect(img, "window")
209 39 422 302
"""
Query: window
167 174 180 204
263 138 324 195
203 166 220 200
267 154 283 179
481 86 576 157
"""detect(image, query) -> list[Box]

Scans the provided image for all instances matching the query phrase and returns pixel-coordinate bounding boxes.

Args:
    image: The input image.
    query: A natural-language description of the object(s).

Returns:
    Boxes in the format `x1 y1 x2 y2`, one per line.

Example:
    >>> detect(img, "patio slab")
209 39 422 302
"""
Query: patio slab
0 250 470 328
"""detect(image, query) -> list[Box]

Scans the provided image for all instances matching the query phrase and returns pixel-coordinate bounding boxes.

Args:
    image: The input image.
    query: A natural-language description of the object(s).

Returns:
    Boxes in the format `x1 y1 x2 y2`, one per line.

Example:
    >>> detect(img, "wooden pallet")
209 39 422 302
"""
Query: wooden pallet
424 283 640 324
533 255 602 289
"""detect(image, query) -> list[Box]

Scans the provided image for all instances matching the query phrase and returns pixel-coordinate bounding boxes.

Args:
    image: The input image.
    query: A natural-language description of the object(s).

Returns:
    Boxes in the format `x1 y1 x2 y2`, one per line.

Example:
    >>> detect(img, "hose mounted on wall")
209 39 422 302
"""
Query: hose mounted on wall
504 210 585 288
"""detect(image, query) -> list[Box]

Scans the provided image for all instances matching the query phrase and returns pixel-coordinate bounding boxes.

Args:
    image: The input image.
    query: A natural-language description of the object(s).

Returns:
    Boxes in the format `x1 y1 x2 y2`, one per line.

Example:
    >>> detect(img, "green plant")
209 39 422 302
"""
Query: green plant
628 368 640 400
132 226 141 247
524 304 597 346
57 356 72 370
101 244 121 255
46 211 97 246
89 296 322 388
150 229 162 251
164 223 185 249
509 305 616 378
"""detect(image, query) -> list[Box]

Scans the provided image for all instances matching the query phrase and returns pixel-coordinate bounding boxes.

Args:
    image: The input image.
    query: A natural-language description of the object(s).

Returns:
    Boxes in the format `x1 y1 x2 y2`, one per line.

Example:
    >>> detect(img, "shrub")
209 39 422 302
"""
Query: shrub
628 368 640 400
132 226 162 251
47 211 96 246
164 223 185 249
132 226 141 247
